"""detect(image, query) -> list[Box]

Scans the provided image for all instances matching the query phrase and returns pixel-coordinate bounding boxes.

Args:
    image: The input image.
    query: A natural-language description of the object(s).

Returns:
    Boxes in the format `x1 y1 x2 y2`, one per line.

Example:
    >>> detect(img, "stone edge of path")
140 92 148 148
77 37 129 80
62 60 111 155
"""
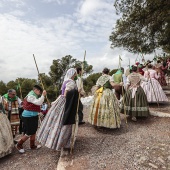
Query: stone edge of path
150 110 170 117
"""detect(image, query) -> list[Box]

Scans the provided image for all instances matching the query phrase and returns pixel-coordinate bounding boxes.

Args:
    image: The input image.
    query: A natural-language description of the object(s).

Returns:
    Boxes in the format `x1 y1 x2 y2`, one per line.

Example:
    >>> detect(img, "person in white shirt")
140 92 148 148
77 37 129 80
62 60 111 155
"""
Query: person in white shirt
16 85 46 153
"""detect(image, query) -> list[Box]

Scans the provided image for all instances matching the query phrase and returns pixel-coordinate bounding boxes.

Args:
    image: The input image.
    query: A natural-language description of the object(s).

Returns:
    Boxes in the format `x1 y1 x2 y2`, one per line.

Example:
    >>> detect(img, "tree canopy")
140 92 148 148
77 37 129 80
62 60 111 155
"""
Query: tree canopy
0 55 93 101
0 81 7 95
49 55 93 96
0 56 121 100
110 0 170 54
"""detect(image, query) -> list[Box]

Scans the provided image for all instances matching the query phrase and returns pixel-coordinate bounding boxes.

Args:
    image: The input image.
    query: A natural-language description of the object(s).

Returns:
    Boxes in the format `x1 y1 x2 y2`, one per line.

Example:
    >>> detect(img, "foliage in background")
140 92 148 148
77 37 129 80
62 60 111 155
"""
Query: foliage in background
83 73 102 94
48 55 93 96
20 79 38 98
83 69 118 95
0 55 127 99
0 55 93 101
38 73 57 102
0 81 8 95
110 0 170 54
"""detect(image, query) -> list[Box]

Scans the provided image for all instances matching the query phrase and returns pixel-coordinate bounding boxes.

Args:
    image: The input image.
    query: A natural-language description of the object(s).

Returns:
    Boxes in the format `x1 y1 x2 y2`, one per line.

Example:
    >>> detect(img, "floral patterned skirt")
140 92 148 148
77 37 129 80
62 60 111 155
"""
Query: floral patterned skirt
89 88 121 128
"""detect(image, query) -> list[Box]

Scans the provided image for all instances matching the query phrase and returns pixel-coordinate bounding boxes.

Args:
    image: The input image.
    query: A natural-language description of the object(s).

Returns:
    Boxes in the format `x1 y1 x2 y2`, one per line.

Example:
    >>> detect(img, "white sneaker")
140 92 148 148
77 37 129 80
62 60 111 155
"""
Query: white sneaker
132 117 137 122
36 144 42 149
15 144 25 154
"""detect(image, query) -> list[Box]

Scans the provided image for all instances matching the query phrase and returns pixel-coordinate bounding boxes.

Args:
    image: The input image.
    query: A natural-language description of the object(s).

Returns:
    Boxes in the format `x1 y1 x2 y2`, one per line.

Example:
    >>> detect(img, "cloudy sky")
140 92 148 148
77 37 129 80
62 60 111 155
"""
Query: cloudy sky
0 0 157 83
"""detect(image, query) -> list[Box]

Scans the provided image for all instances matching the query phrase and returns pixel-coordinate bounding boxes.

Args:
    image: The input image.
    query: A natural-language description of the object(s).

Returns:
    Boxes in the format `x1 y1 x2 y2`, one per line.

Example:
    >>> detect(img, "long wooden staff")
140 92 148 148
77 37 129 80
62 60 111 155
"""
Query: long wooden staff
117 55 121 70
17 78 23 99
135 54 139 63
119 56 127 124
139 49 159 107
33 54 50 106
70 50 86 154
139 47 145 63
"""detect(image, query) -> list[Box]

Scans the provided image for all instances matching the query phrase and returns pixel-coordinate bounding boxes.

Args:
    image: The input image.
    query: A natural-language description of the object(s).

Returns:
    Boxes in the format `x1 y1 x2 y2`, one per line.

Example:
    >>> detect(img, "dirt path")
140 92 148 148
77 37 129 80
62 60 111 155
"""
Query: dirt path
1 97 170 170
61 105 170 170
0 141 60 170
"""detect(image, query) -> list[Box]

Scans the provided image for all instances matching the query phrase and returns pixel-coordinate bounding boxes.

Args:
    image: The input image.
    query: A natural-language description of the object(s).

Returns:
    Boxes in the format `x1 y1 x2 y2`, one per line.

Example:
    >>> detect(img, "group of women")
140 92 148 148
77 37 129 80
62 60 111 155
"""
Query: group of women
90 61 169 126
0 60 169 158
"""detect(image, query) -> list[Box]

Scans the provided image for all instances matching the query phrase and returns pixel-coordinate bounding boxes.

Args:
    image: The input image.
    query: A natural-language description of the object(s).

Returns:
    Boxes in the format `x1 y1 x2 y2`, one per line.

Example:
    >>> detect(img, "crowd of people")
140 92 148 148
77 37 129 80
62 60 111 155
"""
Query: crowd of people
0 58 169 158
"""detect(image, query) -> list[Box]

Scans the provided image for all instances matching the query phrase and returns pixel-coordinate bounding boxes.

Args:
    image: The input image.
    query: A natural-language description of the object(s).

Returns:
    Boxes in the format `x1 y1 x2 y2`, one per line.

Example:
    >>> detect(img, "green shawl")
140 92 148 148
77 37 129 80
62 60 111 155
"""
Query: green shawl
3 93 18 102
27 90 39 99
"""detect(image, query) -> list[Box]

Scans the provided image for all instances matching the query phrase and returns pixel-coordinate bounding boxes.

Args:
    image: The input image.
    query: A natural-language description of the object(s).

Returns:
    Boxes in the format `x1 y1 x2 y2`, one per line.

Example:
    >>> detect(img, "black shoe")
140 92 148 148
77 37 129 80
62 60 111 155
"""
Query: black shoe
79 121 85 125
14 140 18 145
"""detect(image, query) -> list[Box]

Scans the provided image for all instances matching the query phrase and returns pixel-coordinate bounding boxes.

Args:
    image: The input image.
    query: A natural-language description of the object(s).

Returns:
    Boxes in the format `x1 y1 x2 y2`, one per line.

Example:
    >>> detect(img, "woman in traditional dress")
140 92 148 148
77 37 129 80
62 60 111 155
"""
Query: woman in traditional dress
121 65 149 121
37 68 79 152
0 95 14 158
89 68 121 128
161 62 168 75
141 64 168 103
154 60 167 86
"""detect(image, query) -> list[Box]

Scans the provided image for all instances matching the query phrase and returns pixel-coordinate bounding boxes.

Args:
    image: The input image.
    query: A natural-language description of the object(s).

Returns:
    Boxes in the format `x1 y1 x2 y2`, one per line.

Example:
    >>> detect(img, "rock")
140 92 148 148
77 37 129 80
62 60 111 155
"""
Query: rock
149 163 158 169
138 156 147 163
157 157 165 164
160 144 166 146
100 163 106 168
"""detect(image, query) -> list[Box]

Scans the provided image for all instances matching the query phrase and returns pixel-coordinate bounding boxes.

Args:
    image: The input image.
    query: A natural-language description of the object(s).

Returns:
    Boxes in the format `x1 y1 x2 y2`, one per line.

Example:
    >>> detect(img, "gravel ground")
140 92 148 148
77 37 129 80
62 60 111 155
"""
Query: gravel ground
0 94 170 170
65 106 170 170
149 93 170 113
0 140 60 170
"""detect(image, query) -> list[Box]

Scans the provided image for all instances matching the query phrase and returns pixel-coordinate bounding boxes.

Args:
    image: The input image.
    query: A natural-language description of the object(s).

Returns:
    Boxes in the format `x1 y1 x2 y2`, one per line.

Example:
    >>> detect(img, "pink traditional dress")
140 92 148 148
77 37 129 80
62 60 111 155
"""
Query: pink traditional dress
154 63 167 86
167 60 170 76
141 69 168 103
167 59 170 68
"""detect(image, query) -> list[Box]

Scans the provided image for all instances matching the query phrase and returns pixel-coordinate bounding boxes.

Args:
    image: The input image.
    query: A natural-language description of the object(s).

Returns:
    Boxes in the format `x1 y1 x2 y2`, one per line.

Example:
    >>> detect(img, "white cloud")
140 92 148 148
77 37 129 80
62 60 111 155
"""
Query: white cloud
0 0 158 83
9 10 25 17
43 0 67 5
0 2 3 7
0 13 86 82
2 0 26 7
78 0 113 17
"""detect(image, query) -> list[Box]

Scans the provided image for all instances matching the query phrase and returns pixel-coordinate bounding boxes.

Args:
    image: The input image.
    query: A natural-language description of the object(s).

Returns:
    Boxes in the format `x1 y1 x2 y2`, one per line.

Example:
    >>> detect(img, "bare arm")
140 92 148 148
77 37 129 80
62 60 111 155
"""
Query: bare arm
140 74 149 82
64 90 68 97
110 81 117 87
